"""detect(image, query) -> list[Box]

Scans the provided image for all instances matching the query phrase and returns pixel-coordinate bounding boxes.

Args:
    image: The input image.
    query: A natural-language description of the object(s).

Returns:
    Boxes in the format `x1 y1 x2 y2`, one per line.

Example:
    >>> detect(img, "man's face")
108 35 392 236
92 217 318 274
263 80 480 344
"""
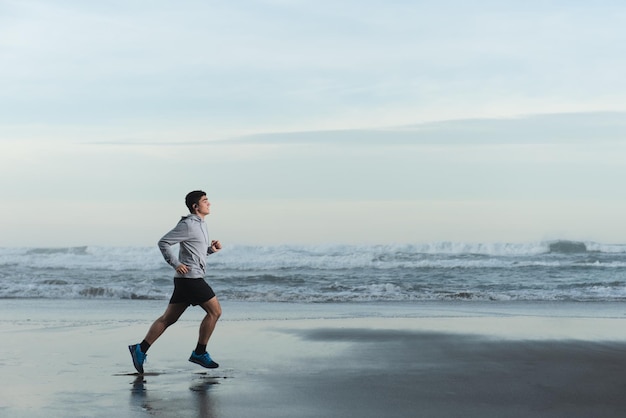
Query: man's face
196 195 210 215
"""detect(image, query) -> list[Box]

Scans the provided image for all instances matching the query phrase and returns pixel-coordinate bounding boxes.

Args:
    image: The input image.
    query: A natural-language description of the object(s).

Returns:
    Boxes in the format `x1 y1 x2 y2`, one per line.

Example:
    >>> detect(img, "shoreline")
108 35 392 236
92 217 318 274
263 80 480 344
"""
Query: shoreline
4 297 626 317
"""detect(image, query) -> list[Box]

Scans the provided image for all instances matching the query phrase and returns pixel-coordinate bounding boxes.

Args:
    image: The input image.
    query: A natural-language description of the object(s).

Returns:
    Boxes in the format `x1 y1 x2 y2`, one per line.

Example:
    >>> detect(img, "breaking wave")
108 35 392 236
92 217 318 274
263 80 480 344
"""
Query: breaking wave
2 240 626 302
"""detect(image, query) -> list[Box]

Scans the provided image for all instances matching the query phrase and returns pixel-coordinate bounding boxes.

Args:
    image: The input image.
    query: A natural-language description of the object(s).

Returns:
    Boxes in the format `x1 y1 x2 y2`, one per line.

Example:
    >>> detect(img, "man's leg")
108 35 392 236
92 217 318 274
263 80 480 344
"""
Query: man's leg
129 303 188 373
188 297 222 369
144 302 188 345
198 296 222 346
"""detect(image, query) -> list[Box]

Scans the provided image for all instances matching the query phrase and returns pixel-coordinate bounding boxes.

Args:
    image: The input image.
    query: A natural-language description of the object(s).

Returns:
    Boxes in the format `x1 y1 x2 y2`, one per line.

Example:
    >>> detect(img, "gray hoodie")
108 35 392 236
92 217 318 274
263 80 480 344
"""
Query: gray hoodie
158 214 211 279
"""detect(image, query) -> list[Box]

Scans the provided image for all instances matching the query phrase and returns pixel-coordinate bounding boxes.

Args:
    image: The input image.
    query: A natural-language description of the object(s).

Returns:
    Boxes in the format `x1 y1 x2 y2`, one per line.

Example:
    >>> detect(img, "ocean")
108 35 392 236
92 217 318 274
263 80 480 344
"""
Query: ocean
2 239 626 303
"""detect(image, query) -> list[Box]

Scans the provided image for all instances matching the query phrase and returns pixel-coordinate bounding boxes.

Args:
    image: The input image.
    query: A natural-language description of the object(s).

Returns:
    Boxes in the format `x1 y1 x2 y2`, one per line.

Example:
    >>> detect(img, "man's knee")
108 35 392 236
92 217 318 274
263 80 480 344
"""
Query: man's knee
209 303 222 319
204 298 222 319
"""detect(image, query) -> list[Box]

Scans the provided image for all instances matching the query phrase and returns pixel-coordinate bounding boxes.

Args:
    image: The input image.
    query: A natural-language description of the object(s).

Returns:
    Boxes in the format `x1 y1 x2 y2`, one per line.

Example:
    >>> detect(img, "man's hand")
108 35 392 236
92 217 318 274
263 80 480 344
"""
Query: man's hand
176 264 189 274
210 240 222 253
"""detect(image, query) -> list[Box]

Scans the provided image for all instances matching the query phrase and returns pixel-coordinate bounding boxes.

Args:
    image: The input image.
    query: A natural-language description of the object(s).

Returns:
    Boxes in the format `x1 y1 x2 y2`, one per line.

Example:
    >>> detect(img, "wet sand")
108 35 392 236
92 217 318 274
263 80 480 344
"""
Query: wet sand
2 300 626 417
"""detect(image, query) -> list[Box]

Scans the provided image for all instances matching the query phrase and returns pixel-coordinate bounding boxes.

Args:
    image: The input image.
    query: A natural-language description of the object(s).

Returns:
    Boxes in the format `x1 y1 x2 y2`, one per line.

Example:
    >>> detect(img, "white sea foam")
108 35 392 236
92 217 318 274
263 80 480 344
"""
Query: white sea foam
1 240 626 302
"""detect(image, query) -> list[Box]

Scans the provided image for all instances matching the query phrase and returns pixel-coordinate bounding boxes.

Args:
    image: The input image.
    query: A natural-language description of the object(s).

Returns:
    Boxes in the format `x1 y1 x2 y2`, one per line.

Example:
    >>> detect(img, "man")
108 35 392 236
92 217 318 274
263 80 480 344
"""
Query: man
129 190 222 373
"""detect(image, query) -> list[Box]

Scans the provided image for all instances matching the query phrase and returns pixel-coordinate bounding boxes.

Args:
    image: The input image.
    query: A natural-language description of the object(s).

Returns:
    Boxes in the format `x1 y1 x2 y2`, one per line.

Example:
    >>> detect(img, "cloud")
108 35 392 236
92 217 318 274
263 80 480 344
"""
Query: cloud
3 1 626 135
219 111 626 145
2 111 626 246
2 2 626 245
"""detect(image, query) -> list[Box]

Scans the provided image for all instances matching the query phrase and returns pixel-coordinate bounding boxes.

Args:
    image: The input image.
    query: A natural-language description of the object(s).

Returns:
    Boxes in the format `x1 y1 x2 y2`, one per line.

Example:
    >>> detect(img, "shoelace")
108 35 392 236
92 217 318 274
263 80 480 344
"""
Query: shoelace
195 352 211 361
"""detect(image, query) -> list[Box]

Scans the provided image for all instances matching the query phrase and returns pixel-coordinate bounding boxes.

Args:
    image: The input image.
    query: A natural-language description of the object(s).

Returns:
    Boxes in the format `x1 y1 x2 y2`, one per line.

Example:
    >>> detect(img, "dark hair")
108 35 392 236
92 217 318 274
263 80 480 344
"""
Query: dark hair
185 190 206 213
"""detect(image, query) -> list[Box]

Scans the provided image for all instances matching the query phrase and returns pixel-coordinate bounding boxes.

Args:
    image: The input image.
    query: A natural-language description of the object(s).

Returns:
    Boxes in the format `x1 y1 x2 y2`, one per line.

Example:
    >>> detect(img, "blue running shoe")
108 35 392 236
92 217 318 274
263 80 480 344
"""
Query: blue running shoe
189 351 219 369
128 344 146 374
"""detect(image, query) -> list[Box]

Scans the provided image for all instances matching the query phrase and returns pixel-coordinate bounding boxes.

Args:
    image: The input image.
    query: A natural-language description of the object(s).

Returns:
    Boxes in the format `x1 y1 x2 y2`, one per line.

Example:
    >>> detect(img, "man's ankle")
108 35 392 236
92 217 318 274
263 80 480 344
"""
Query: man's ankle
140 340 151 353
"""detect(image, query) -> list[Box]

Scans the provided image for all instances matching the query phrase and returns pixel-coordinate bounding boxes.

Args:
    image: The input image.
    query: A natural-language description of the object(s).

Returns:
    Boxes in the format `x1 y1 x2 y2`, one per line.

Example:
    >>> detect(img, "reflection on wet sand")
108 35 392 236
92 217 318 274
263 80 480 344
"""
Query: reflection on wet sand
130 374 221 418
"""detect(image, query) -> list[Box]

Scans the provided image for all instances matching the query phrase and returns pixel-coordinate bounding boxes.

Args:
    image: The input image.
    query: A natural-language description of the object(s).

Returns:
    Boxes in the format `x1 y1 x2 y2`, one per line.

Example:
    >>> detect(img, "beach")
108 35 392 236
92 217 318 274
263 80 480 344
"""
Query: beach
2 299 626 417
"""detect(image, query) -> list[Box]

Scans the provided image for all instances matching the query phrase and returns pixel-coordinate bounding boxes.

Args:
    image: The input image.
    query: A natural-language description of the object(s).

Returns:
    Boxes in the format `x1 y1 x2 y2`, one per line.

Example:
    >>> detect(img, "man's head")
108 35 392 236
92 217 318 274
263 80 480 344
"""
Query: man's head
185 190 207 213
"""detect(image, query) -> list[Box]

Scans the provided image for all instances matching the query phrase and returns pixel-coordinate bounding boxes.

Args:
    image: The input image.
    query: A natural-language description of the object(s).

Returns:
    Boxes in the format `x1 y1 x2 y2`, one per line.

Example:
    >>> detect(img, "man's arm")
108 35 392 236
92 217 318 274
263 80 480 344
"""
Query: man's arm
157 220 189 269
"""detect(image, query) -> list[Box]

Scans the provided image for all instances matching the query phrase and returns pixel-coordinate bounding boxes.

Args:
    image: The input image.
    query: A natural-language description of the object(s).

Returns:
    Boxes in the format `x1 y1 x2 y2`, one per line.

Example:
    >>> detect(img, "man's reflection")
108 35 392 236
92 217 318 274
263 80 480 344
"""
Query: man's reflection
129 374 219 418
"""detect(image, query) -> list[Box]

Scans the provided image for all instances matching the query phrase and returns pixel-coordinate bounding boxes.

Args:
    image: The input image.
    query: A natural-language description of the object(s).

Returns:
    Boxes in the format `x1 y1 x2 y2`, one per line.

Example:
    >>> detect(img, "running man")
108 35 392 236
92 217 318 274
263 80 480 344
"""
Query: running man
129 190 222 373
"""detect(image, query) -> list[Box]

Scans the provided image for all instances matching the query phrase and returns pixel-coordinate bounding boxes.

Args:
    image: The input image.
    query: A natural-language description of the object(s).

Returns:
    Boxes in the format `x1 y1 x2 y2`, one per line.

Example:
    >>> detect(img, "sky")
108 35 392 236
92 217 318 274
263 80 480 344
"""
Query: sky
2 0 626 246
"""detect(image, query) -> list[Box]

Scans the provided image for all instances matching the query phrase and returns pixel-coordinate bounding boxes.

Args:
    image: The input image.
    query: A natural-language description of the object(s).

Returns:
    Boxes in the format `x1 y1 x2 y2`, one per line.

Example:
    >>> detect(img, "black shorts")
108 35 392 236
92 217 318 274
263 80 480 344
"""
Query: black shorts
169 278 216 306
